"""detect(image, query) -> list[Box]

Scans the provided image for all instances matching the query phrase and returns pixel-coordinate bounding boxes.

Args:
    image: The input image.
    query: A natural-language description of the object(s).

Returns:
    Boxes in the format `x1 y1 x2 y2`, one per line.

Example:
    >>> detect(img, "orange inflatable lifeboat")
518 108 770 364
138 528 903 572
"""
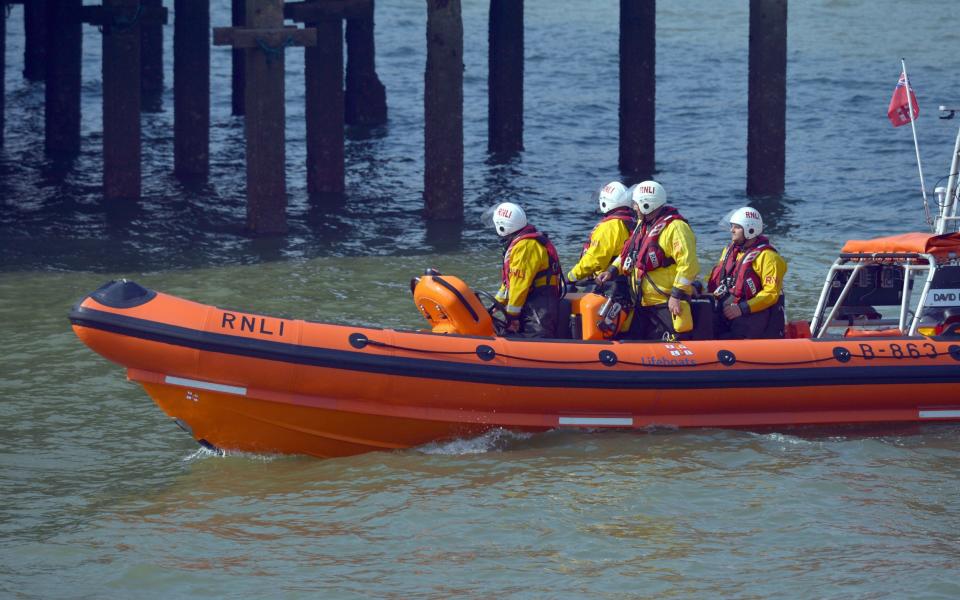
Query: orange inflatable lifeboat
68 231 960 458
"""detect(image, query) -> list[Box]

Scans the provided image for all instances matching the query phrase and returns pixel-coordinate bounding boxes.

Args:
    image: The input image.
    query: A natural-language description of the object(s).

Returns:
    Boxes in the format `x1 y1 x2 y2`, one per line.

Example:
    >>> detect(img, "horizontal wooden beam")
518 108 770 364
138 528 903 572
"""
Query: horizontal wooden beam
80 4 168 27
213 26 316 49
285 0 372 22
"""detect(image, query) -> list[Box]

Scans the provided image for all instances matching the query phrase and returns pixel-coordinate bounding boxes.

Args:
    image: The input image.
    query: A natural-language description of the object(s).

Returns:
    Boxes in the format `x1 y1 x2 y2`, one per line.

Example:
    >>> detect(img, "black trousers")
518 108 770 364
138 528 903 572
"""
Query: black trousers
718 296 786 339
624 303 688 341
515 286 560 338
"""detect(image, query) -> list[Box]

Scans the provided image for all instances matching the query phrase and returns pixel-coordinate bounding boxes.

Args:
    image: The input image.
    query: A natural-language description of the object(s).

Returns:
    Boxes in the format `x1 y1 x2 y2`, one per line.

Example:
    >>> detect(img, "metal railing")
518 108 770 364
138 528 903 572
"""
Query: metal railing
810 254 937 338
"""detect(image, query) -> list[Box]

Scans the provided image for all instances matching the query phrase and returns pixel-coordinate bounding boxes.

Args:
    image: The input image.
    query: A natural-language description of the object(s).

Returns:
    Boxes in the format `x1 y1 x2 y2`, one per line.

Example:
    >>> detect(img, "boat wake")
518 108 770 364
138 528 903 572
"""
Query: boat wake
181 447 282 463
416 428 534 456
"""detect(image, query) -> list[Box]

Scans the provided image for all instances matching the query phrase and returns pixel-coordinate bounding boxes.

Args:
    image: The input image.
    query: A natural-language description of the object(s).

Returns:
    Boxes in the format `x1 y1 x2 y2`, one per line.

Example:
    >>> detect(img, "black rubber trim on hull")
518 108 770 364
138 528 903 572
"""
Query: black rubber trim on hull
69 305 960 390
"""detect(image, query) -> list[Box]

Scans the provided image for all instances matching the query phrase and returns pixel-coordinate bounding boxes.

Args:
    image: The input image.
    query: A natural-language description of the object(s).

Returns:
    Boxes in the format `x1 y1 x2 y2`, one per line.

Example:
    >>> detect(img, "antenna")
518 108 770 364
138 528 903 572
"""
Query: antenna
900 60 932 230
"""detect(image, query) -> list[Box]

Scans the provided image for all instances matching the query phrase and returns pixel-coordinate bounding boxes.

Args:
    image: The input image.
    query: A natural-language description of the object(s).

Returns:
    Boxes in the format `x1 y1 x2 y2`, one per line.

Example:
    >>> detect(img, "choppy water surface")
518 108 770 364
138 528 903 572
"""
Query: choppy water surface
2 1 959 598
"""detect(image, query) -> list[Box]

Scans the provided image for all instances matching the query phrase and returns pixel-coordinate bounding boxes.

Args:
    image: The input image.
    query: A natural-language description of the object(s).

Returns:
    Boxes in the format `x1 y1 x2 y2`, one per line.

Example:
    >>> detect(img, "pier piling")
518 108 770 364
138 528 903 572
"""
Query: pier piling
286 1 368 195
424 0 464 220
488 0 523 156
23 0 46 81
305 16 344 194
747 0 787 196
174 0 210 179
231 0 245 116
140 0 165 112
44 0 82 156
619 0 655 179
214 0 315 234
345 1 386 127
85 0 143 201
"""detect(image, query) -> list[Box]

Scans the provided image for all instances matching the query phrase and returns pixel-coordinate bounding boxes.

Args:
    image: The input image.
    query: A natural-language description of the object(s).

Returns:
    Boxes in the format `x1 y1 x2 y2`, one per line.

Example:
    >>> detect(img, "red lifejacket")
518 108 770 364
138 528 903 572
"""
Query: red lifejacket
502 225 564 296
618 206 686 277
708 236 776 301
581 207 636 255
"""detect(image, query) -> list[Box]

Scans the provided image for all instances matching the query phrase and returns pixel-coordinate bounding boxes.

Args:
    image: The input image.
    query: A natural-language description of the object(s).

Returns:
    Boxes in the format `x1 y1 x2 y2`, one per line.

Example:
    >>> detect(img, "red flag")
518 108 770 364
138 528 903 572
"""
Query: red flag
888 72 919 127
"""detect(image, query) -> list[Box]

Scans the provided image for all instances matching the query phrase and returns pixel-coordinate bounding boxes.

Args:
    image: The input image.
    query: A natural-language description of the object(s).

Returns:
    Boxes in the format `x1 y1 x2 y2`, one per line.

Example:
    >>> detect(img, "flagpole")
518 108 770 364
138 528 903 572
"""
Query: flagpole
901 58 932 229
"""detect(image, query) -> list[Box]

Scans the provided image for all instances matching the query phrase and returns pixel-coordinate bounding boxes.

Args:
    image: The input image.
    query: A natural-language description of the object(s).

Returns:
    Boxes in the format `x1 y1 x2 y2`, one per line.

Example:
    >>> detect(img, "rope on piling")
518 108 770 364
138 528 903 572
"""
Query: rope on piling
98 3 144 35
256 36 296 65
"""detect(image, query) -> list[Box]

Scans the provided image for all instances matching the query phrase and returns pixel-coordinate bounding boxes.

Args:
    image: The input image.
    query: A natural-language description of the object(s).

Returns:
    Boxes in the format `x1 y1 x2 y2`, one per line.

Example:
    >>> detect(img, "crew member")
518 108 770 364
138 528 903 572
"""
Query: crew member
493 202 565 338
707 207 788 339
566 181 636 282
596 181 699 340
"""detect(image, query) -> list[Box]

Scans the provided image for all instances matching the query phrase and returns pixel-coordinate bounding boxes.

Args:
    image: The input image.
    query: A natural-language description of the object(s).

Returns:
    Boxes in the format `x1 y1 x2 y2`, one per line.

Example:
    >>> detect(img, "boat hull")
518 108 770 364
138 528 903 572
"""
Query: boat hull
70 281 960 458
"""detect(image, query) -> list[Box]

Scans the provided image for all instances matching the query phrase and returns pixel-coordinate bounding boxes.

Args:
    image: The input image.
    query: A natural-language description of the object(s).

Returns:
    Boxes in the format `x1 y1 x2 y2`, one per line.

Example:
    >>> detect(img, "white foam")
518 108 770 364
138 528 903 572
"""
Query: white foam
181 447 280 462
417 428 533 455
182 447 220 462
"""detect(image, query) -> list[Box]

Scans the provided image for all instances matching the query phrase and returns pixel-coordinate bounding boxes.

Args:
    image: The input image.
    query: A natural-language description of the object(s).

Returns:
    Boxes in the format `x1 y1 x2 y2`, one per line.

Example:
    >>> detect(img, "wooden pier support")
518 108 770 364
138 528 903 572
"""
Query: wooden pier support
287 1 365 195
231 0 245 116
214 0 315 234
140 0 164 112
85 0 143 201
44 0 82 156
747 0 787 196
23 0 46 81
174 0 209 179
305 17 344 193
619 0 655 179
424 0 463 220
344 1 386 126
488 0 523 156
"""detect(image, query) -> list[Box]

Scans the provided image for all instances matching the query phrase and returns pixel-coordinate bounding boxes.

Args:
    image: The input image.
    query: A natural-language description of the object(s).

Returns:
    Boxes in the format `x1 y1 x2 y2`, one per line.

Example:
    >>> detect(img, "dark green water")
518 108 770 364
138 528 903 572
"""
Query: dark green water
2 0 959 597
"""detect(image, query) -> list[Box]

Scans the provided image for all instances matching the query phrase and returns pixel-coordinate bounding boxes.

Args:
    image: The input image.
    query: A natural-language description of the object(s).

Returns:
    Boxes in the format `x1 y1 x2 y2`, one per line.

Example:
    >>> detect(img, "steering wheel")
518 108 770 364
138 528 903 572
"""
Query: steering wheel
475 290 510 335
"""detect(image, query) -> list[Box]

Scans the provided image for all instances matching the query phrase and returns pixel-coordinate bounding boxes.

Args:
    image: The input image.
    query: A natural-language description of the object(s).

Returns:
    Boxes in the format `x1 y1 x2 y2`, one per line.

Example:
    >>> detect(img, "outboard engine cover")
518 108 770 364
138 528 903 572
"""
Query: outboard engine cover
412 274 495 336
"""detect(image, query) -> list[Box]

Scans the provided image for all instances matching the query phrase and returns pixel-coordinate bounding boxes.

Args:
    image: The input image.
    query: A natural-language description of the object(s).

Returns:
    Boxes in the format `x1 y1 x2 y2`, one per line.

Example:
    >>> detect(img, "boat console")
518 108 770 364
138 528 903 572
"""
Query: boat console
808 237 960 338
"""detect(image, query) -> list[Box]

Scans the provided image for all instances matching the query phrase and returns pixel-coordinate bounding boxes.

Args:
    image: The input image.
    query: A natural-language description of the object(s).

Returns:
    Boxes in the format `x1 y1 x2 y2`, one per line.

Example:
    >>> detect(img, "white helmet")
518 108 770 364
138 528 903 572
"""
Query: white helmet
492 202 527 237
598 181 630 213
631 180 667 215
730 207 763 239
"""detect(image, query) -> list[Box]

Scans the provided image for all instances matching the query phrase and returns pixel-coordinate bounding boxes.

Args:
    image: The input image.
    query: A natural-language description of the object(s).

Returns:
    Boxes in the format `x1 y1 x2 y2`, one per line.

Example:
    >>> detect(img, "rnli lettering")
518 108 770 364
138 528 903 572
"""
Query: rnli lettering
220 311 286 337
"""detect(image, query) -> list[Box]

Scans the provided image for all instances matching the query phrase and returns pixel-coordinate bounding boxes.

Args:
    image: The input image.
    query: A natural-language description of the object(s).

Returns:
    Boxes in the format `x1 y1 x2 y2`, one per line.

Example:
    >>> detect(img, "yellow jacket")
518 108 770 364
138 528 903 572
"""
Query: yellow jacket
567 217 633 282
495 238 558 317
611 218 699 307
713 245 787 313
